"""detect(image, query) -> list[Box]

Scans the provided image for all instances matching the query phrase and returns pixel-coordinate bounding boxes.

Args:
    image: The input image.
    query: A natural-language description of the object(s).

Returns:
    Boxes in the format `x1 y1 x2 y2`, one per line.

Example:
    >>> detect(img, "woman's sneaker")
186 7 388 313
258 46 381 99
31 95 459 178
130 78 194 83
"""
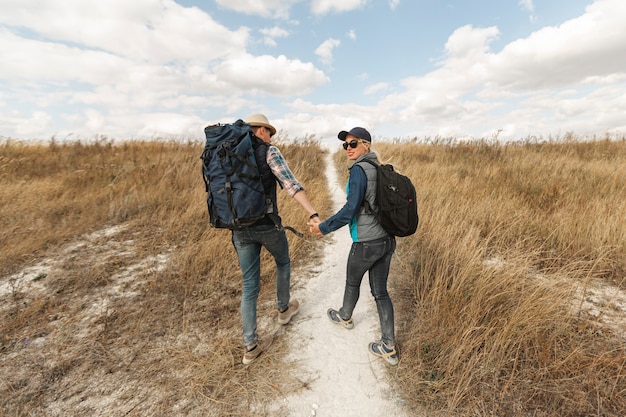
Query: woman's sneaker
368 341 399 366
278 300 300 325
327 308 354 329
242 336 273 365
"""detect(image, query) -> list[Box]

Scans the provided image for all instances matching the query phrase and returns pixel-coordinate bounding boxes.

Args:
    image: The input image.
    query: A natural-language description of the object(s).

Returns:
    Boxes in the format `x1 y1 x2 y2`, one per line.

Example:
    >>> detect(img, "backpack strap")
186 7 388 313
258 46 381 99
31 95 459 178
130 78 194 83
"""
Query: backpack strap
265 212 304 237
355 159 378 215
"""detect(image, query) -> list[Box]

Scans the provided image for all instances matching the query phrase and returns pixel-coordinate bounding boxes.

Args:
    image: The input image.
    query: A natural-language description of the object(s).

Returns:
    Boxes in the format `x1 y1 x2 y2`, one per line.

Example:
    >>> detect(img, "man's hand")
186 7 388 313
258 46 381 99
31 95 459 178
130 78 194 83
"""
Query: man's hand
307 217 322 237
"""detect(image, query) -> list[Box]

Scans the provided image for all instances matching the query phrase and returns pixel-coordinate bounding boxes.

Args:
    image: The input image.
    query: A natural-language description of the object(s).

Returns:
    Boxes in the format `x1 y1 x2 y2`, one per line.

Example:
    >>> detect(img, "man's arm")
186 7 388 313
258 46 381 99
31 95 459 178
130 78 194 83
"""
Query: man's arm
267 145 319 218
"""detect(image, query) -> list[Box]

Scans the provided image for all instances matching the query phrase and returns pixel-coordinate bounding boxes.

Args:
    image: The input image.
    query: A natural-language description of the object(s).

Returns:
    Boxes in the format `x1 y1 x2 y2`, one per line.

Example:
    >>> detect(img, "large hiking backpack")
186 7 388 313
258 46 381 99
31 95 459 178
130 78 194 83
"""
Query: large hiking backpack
358 159 419 237
200 119 268 229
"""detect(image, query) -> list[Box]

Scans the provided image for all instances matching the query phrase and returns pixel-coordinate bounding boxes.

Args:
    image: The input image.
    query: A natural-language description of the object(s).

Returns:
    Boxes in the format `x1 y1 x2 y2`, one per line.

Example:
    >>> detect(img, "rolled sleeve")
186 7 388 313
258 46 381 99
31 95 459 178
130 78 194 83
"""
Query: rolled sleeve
267 145 305 197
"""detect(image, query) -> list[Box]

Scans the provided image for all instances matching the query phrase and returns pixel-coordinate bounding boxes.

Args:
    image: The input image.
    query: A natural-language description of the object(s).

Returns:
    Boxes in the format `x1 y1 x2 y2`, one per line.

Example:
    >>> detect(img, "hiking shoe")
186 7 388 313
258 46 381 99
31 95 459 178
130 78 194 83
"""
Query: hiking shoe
368 341 399 366
327 308 354 329
278 300 300 325
242 337 273 365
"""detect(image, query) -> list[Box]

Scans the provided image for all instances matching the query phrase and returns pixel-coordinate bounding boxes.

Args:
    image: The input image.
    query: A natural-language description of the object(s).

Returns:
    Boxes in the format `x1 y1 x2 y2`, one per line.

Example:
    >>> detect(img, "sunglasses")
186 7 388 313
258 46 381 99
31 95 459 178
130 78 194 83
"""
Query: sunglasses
342 139 363 150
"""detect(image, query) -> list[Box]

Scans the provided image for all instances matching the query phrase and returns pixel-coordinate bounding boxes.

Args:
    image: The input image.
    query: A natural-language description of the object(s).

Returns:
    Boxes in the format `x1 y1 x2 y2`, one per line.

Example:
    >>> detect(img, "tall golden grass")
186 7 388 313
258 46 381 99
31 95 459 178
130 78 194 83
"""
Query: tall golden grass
1 136 625 416
357 137 625 416
0 138 331 416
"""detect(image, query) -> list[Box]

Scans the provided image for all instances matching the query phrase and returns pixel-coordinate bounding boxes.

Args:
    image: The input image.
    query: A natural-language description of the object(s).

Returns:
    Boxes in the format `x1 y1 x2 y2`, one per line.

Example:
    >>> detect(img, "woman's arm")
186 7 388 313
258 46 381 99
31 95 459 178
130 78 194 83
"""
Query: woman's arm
317 165 367 235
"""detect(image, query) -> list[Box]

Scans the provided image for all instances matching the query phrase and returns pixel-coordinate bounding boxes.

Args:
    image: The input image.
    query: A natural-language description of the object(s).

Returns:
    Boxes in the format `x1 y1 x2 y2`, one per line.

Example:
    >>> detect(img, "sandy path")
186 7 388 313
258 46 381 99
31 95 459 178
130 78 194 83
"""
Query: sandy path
273 152 409 417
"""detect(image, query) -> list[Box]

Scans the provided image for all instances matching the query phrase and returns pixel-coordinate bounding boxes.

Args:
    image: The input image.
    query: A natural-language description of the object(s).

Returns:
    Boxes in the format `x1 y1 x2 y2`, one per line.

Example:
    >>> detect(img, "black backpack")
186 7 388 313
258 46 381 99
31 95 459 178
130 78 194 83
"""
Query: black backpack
358 159 419 237
200 119 302 236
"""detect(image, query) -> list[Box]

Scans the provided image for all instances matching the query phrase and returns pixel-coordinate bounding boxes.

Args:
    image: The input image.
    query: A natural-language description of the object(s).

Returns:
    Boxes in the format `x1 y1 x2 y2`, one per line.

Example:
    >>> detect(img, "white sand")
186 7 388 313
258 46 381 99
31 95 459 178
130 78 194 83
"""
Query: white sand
273 152 411 417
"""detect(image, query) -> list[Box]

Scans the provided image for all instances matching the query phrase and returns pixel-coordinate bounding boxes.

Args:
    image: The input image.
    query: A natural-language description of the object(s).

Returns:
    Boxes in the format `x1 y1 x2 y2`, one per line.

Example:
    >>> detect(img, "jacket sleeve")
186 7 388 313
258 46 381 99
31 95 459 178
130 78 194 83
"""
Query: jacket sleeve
319 165 367 235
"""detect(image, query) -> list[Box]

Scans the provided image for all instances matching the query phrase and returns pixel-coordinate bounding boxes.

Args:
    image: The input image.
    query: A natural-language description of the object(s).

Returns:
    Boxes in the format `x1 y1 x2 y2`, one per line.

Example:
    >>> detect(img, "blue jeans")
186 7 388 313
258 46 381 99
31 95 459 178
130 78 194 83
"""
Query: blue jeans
339 236 397 346
232 224 291 346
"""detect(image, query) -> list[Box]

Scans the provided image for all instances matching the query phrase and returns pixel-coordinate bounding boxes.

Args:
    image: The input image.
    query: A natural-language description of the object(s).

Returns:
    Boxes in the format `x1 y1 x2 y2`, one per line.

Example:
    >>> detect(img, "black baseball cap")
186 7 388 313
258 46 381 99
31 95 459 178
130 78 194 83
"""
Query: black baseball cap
338 127 372 142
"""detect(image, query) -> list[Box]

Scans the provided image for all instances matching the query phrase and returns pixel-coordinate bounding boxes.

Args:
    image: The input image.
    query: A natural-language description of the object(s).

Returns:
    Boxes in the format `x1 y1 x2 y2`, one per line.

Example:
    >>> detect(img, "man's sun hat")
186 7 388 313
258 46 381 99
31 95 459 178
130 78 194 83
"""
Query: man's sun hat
338 127 372 143
245 114 276 136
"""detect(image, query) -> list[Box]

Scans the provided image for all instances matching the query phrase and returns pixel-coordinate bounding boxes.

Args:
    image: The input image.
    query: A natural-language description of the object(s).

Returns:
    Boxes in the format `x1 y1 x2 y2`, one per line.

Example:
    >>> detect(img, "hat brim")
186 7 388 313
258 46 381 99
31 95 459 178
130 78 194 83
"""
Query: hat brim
249 122 276 136
338 131 349 141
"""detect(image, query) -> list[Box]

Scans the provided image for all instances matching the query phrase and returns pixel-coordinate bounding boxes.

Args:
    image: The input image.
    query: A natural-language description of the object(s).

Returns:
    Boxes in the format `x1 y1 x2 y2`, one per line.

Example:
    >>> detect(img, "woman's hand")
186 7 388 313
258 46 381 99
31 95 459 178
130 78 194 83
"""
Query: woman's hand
307 217 323 237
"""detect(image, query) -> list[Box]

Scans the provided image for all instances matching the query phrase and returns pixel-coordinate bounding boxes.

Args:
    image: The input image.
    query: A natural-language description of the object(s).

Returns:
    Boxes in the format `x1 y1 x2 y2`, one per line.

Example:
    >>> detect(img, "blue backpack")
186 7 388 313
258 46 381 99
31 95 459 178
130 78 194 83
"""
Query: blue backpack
200 119 303 236
200 119 268 229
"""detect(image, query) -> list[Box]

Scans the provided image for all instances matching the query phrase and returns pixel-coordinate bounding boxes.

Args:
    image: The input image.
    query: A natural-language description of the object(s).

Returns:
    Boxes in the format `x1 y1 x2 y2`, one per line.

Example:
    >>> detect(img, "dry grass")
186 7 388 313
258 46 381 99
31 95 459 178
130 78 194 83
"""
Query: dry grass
351 137 625 416
2 136 626 416
0 138 331 416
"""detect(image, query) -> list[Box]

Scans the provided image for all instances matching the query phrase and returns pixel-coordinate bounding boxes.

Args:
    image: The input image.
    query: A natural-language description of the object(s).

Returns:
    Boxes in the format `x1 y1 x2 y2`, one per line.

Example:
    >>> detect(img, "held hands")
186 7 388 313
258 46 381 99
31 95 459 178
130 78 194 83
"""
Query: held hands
307 216 323 237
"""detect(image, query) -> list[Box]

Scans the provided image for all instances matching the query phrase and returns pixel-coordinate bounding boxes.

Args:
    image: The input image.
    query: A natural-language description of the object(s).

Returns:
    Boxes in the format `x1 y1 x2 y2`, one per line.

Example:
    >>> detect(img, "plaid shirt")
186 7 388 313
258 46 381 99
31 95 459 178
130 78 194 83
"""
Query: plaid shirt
267 145 304 197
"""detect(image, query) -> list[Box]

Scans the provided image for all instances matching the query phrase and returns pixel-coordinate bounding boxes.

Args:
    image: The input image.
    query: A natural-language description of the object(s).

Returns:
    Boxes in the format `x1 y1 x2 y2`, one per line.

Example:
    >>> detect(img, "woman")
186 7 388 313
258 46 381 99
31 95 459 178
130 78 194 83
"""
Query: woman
308 127 398 366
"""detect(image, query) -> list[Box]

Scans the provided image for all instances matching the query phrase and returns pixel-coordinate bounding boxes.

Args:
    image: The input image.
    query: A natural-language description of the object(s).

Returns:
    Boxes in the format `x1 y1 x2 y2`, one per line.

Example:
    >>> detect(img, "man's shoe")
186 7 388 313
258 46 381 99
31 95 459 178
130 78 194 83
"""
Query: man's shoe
368 340 399 366
278 300 300 325
327 308 354 329
242 337 273 365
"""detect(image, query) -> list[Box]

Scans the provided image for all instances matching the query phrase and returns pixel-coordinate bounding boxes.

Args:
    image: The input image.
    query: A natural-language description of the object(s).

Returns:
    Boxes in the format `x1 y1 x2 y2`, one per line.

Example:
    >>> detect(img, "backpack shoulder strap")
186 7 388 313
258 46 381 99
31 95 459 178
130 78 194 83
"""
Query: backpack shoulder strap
354 159 379 214
357 159 379 169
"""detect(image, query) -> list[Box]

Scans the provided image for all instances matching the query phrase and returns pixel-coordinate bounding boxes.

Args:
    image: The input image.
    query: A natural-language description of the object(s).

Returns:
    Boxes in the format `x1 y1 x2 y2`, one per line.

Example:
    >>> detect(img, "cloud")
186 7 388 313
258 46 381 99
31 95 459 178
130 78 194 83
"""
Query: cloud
214 0 299 19
0 0 249 64
315 38 341 66
364 82 390 95
0 0 330 139
215 53 329 96
335 0 626 139
519 0 534 12
389 0 400 11
491 0 626 90
518 0 537 23
311 0 367 15
282 98 380 139
260 26 290 47
1 0 625 141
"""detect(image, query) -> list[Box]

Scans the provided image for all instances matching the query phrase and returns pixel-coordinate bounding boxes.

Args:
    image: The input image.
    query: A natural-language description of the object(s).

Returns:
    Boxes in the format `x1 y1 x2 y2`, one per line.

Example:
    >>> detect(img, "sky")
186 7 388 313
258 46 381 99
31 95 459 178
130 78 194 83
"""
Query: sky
1 0 625 144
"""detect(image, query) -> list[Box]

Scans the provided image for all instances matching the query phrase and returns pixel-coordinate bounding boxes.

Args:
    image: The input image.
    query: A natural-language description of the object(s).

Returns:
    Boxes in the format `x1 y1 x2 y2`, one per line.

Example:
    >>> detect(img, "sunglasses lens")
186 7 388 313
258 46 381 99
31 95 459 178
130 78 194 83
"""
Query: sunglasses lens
343 140 359 150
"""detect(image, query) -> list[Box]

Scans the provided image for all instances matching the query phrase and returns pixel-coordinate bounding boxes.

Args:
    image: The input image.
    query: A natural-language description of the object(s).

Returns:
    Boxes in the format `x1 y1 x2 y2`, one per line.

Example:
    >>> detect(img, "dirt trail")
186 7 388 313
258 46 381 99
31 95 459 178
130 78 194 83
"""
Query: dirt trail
270 152 411 416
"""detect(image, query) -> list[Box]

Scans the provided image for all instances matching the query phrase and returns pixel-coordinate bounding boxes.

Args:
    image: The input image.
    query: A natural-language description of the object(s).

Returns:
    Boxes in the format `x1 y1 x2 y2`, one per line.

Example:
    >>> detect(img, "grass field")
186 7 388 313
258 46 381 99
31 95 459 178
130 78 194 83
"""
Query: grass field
1 136 625 416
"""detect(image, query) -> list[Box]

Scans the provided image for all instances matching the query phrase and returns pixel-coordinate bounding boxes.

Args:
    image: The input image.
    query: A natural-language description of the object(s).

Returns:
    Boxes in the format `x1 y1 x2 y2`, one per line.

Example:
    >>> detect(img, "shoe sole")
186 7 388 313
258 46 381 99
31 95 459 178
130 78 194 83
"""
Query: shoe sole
327 308 354 330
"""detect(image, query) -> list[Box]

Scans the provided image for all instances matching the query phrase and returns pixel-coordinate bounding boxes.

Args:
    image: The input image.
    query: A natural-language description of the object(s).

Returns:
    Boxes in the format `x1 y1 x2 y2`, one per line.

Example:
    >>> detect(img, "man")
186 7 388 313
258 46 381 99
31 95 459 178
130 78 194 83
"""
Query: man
233 114 320 365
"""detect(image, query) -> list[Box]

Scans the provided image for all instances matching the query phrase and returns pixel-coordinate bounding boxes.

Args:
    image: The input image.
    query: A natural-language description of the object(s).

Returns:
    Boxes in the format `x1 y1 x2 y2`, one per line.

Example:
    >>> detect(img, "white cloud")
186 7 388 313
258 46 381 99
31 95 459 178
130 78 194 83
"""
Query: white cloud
282 98 379 140
315 38 341 66
1 0 625 141
0 110 53 139
364 82 389 95
311 0 367 15
389 0 400 11
260 26 290 47
519 0 534 12
214 0 300 19
443 25 500 61
331 0 626 140
491 0 626 90
215 53 329 96
0 0 330 139
0 0 249 64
